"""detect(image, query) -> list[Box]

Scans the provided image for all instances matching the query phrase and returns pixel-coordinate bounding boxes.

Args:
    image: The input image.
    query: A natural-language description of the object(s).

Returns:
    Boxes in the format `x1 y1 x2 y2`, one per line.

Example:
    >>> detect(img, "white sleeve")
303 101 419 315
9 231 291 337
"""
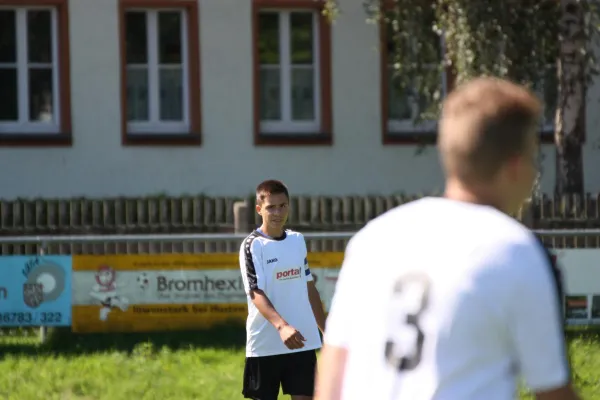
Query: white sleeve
239 236 266 294
300 236 314 282
507 239 571 392
323 235 362 348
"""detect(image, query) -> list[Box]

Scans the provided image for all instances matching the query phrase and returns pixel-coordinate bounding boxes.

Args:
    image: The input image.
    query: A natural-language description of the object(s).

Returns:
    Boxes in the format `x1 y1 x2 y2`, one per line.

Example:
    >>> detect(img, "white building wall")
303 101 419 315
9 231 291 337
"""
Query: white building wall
0 0 598 199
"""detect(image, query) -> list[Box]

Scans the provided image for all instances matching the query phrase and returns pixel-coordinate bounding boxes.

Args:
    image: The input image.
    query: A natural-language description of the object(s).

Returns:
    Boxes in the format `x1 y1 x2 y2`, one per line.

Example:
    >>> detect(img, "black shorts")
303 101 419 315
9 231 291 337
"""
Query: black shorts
242 349 317 400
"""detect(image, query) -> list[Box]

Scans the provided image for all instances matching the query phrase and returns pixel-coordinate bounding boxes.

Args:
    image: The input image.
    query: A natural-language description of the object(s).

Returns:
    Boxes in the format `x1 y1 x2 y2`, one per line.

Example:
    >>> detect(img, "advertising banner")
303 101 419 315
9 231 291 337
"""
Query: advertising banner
0 255 72 327
556 249 600 325
72 253 343 333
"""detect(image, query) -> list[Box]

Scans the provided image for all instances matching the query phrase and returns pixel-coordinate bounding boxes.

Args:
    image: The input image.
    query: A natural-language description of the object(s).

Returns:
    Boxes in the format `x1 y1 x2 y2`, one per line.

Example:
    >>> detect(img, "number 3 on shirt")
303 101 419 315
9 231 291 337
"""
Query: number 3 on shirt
384 273 431 372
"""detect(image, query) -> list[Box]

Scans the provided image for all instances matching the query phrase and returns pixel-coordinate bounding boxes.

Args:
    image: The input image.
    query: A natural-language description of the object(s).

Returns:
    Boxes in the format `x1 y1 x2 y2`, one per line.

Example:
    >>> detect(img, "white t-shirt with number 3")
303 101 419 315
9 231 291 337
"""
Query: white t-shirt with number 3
324 197 571 400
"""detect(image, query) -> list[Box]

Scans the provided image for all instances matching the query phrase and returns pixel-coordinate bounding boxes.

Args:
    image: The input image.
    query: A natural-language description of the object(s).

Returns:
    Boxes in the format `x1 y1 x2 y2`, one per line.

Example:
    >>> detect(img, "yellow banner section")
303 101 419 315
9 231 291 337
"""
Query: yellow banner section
307 252 344 267
72 303 247 333
71 253 344 333
73 253 344 271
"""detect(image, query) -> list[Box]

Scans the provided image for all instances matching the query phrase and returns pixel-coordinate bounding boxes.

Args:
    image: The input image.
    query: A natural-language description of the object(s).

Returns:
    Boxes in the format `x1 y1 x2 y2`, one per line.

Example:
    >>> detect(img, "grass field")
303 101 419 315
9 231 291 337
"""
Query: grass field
0 326 598 400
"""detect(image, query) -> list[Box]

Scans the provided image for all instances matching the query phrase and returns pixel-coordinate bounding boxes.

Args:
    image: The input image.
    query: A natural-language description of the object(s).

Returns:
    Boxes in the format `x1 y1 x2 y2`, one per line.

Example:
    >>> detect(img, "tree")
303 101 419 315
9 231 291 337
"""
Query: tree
325 0 599 198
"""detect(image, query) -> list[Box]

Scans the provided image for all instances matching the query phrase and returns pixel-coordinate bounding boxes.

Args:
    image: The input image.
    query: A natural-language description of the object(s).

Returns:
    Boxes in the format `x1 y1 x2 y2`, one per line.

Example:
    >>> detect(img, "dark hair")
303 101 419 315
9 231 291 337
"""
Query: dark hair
438 77 542 182
256 180 289 205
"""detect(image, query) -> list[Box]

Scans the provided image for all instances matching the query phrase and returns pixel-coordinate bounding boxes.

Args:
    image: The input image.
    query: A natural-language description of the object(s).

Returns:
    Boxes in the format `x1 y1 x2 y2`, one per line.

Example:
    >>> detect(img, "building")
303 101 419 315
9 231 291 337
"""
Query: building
0 0 599 200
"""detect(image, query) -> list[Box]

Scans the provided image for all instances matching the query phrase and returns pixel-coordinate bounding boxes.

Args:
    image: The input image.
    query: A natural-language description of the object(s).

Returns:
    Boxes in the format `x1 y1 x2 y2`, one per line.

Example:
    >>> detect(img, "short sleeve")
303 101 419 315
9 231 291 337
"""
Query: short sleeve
239 235 266 294
323 235 362 348
507 239 571 392
300 236 314 282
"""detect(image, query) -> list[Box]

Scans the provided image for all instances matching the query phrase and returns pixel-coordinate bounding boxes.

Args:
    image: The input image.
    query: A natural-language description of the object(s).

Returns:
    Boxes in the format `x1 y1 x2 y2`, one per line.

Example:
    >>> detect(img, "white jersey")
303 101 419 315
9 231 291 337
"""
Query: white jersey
239 229 322 357
325 197 570 400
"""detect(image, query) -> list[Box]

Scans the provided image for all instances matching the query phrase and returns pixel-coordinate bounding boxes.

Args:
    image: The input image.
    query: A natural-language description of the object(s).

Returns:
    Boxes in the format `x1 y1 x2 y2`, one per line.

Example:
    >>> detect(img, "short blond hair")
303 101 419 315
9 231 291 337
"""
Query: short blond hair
438 77 542 182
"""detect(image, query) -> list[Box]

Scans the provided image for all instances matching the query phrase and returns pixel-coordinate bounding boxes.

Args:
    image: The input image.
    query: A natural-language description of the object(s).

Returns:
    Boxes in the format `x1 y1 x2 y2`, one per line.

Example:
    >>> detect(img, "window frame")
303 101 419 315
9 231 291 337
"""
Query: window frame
380 15 557 145
119 0 200 146
125 9 190 135
0 0 71 147
259 10 321 135
380 21 452 145
253 0 332 146
385 36 448 135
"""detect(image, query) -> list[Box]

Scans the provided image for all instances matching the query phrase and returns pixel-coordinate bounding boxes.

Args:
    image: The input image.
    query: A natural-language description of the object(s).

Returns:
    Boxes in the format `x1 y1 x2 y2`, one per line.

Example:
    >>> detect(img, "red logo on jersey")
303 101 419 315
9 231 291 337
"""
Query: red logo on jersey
276 268 301 281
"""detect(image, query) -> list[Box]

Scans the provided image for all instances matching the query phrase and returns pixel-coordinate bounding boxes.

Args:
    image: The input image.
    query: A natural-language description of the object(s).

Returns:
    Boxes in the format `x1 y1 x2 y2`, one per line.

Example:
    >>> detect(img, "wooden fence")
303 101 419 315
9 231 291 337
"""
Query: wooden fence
0 194 599 248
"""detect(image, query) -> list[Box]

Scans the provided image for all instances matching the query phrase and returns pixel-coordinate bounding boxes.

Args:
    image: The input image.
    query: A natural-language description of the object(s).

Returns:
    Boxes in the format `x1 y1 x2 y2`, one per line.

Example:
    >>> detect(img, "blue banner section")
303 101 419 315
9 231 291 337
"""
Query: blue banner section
0 256 72 326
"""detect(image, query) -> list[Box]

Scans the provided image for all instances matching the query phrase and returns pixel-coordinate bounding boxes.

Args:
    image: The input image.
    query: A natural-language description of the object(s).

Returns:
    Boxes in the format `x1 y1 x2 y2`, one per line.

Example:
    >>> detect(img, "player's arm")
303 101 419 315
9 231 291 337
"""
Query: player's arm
300 238 327 333
250 289 288 330
239 239 306 350
307 281 326 333
507 241 580 400
315 237 361 400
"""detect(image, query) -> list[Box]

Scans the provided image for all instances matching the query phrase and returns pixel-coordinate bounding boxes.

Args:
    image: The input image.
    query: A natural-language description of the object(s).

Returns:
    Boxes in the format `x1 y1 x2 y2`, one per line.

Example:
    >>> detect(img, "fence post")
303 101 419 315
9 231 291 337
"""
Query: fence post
234 201 251 234
38 241 48 344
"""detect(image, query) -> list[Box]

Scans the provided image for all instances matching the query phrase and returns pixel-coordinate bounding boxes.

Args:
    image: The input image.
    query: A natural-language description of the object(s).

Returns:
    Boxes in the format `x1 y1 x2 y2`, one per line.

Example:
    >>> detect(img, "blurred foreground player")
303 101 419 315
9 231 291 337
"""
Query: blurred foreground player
239 180 327 400
315 78 579 400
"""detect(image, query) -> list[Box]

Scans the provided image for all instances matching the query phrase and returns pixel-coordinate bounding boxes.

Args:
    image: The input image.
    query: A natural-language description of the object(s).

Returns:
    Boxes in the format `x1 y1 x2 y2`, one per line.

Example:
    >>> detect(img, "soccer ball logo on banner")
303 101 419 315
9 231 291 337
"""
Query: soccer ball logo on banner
137 273 150 290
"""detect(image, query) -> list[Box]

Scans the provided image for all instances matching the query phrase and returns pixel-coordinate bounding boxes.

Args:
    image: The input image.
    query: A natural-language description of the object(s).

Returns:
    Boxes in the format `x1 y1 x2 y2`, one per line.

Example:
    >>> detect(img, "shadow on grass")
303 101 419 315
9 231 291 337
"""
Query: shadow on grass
2 325 598 360
566 326 600 341
0 322 246 359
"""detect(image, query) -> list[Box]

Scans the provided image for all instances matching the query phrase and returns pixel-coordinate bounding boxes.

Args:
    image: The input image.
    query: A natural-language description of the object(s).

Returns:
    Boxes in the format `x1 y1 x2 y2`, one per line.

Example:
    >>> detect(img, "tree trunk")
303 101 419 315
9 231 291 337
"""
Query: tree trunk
555 0 585 197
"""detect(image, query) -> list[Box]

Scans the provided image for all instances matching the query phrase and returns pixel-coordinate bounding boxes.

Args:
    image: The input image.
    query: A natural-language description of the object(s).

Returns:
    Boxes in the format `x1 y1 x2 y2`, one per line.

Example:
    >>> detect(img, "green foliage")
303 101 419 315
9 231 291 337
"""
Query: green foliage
325 0 600 125
436 0 560 86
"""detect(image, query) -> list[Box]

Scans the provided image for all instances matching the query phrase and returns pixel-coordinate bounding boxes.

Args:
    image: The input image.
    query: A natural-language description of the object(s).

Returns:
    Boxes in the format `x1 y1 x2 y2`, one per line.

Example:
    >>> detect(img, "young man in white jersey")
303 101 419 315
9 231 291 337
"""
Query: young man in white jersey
315 77 580 400
239 179 327 400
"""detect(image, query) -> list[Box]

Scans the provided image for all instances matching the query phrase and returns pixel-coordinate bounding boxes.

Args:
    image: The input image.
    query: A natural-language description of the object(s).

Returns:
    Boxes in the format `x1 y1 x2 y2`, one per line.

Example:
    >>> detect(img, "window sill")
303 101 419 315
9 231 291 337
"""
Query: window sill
0 133 72 147
383 131 437 145
255 132 332 146
123 132 202 146
383 130 557 145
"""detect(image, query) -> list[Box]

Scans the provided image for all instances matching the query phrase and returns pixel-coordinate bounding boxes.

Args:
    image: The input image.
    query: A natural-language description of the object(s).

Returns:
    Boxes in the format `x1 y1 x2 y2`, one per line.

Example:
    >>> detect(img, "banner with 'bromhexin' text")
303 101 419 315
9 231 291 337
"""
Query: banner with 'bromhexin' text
71 253 343 333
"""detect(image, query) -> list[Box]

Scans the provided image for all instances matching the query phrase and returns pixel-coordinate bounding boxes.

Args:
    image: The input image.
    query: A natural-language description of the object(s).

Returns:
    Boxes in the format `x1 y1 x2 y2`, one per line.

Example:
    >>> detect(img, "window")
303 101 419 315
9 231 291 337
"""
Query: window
120 0 200 145
258 11 319 133
382 24 449 144
253 0 332 145
0 1 71 145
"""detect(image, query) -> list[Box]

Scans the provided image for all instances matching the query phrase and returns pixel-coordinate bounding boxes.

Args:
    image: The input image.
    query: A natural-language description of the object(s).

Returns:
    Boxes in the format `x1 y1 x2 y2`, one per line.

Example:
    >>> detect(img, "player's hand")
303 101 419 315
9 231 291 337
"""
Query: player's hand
278 324 306 349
